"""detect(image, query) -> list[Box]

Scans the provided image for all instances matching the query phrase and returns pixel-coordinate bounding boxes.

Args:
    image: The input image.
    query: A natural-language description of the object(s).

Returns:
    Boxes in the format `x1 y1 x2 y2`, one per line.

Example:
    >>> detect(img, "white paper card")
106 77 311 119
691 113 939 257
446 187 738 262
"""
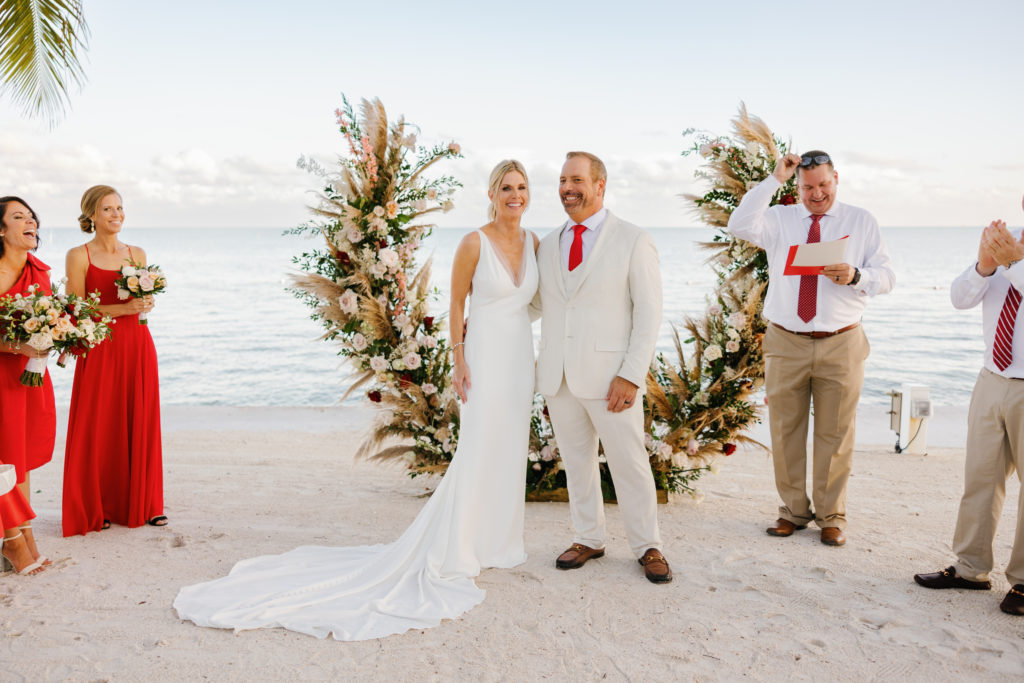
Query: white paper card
790 237 848 267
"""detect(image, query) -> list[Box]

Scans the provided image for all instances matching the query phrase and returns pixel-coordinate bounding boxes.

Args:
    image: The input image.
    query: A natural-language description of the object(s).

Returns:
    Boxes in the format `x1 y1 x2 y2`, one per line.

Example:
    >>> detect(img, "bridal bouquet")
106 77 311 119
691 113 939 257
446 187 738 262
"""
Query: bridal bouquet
0 284 114 385
52 288 113 368
0 284 63 386
113 261 167 325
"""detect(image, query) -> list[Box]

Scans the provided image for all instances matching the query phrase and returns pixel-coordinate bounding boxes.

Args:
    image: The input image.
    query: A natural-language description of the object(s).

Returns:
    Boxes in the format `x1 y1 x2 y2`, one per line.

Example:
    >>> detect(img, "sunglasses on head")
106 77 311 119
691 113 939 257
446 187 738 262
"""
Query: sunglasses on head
799 154 832 167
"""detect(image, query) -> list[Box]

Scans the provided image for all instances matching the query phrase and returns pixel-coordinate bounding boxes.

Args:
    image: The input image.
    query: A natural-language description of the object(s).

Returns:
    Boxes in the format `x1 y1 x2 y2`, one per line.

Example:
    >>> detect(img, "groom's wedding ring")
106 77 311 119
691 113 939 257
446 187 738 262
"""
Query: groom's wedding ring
624 400 632 404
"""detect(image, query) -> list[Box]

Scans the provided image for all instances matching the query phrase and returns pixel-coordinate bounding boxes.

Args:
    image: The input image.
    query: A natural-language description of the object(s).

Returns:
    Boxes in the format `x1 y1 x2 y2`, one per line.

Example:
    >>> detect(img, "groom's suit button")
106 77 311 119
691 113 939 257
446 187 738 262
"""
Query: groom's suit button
555 543 605 570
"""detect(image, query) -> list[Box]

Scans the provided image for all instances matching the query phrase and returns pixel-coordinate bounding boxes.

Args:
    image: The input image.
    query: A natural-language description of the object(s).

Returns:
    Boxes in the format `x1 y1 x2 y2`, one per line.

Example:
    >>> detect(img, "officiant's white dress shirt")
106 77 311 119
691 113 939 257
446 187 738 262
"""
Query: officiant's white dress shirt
559 208 607 270
728 176 895 332
951 237 1024 379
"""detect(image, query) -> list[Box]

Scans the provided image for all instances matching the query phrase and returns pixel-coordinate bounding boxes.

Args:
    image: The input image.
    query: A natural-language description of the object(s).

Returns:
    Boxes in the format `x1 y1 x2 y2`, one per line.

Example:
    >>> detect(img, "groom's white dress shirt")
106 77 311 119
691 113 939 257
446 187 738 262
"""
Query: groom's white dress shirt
558 208 607 270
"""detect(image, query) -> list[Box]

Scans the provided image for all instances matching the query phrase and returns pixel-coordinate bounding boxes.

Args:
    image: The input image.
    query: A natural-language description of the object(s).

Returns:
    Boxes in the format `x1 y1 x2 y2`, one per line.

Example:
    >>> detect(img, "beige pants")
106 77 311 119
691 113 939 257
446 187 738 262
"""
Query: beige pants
763 324 869 530
545 378 661 559
953 369 1024 585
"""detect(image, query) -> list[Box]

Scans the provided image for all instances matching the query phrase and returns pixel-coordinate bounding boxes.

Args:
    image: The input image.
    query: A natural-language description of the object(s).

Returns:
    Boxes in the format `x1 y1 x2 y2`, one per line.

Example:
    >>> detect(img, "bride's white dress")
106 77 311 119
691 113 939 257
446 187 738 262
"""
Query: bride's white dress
174 230 538 640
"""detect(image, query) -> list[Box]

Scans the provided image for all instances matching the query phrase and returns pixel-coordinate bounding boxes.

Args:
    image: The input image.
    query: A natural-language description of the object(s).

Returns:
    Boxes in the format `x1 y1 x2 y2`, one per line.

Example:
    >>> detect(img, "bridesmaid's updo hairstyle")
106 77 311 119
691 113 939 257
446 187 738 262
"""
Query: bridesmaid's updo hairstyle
0 196 41 259
79 184 120 233
486 159 529 221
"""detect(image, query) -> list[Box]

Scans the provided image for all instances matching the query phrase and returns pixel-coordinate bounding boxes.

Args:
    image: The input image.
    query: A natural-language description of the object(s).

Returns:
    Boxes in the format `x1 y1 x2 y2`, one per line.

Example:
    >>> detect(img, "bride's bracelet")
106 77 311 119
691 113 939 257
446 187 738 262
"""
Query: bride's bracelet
451 342 465 351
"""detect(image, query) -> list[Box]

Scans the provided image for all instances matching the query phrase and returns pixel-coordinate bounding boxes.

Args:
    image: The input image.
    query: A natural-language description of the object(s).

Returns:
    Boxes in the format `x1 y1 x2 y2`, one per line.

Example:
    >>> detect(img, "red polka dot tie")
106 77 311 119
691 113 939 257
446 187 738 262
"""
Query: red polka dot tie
568 224 586 271
993 284 1021 371
797 215 823 323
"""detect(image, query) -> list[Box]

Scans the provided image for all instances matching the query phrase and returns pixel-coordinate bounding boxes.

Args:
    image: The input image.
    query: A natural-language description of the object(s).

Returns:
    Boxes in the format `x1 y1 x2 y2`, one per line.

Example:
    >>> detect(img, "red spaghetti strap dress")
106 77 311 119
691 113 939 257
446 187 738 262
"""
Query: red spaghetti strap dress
62 247 163 536
0 253 56 485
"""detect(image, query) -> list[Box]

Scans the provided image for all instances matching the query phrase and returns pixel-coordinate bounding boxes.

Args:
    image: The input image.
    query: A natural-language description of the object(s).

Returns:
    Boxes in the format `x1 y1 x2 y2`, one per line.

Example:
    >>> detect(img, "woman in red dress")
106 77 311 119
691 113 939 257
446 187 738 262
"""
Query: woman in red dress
0 197 55 573
1 464 46 575
0 196 55 572
62 185 164 536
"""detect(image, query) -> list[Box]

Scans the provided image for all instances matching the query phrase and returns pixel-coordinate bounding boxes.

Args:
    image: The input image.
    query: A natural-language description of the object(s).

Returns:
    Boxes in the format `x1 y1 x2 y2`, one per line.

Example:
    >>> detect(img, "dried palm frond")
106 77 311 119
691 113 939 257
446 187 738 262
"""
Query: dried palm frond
358 295 397 344
339 369 375 401
731 102 779 158
290 273 345 302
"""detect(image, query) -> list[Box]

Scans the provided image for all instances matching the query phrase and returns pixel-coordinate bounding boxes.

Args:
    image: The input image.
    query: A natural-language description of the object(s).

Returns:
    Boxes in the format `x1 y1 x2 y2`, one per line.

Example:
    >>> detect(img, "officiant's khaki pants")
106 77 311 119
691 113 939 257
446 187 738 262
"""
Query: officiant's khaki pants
546 378 661 559
763 324 869 530
953 369 1024 585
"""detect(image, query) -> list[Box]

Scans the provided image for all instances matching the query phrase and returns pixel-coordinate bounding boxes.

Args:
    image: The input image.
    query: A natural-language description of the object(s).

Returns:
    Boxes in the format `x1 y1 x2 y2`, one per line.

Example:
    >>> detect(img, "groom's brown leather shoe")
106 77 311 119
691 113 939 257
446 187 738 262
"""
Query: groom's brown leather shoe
1000 584 1024 615
638 548 672 583
556 543 605 570
766 518 806 537
914 566 991 590
820 527 846 546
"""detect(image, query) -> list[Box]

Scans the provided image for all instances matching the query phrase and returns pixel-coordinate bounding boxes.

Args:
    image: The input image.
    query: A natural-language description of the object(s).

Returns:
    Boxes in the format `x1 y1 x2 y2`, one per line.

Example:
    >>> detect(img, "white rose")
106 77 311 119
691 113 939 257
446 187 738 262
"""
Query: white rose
403 352 421 370
373 205 385 217
657 443 673 462
540 445 555 461
378 248 399 268
394 312 410 328
705 344 723 361
351 333 368 351
699 143 712 157
413 199 427 212
727 312 746 328
392 359 406 371
370 356 388 372
726 340 740 353
402 324 415 337
421 383 437 396
686 438 699 455
346 226 363 243
121 265 137 277
745 141 759 155
726 326 740 341
339 289 359 315
369 262 386 278
422 335 437 349
707 303 723 316
27 332 52 351
528 451 539 463
117 287 131 300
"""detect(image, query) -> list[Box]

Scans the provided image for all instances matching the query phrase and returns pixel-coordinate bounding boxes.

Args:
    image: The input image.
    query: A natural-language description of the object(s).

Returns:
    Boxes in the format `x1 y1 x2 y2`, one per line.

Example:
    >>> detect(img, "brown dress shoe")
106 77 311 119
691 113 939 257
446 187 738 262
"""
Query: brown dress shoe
1000 584 1024 615
766 518 806 537
638 548 672 584
555 543 605 570
914 566 991 590
820 527 846 546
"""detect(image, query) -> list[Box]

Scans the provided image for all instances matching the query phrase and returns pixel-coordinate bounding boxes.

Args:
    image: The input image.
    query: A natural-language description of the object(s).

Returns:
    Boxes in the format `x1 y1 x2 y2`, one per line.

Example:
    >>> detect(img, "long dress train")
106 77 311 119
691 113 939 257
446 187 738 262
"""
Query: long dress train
174 230 538 640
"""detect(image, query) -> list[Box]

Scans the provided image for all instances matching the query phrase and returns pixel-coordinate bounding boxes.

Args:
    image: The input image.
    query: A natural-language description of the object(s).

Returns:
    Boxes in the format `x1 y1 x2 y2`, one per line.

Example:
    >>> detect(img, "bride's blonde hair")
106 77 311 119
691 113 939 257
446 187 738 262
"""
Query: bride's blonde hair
487 160 529 221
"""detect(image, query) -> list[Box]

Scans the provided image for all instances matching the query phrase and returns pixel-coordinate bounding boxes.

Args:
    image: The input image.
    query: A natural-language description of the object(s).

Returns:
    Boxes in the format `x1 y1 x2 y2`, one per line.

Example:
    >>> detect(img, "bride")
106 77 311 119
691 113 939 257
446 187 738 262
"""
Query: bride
174 160 539 640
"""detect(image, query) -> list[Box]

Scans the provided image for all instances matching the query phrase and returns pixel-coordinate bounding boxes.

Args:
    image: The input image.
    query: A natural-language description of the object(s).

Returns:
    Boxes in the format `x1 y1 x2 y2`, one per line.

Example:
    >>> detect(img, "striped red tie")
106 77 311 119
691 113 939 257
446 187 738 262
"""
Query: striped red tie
993 285 1022 371
797 215 823 323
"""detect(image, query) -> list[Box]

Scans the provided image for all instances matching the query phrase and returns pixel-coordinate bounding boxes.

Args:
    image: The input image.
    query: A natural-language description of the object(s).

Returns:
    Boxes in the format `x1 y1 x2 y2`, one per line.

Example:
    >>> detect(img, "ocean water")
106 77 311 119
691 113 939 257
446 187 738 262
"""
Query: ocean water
35 225 985 408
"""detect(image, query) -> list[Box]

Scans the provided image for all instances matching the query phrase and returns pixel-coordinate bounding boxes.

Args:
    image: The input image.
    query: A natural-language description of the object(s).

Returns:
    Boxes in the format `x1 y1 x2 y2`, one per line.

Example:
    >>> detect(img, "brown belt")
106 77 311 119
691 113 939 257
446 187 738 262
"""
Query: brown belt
772 322 860 339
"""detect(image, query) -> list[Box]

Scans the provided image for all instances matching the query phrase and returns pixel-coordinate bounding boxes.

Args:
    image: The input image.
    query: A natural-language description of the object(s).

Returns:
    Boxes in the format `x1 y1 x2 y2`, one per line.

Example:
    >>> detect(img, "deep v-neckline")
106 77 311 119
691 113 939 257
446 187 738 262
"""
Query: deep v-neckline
479 229 528 288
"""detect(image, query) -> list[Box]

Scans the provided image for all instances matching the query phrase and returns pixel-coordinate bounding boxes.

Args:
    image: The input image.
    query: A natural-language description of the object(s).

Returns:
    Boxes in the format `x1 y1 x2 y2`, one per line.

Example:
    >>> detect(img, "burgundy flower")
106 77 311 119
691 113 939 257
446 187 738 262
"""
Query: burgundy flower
399 373 413 388
542 404 550 418
423 316 434 332
336 250 351 266
378 238 387 249
722 443 736 456
367 390 382 403
779 194 796 206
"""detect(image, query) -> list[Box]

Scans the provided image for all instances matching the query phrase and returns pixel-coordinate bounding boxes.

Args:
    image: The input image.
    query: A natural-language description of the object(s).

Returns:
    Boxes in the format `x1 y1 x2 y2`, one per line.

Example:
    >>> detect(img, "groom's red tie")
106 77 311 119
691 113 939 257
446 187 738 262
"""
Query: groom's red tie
568 224 587 271
797 214 823 322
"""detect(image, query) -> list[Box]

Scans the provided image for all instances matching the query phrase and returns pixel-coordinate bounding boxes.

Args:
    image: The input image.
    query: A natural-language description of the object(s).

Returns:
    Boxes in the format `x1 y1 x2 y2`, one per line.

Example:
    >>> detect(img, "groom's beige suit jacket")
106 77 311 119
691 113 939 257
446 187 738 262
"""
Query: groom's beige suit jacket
532 211 662 399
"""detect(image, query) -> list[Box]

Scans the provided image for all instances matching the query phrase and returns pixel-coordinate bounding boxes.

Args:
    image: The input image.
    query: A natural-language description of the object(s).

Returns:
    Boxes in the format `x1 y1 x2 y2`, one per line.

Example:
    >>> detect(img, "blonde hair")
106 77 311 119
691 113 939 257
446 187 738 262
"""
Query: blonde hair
565 151 607 183
79 185 120 233
487 160 529 221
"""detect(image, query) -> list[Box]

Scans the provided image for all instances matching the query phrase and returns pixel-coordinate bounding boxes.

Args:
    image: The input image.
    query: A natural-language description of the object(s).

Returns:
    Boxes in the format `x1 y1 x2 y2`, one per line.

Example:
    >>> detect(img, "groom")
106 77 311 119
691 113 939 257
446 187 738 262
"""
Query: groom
532 151 670 583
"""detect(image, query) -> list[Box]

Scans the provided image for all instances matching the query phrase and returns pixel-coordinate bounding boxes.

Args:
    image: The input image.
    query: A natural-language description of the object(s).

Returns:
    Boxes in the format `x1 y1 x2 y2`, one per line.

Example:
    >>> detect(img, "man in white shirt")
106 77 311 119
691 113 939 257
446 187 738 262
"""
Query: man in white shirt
728 151 895 546
532 152 669 583
914 209 1024 617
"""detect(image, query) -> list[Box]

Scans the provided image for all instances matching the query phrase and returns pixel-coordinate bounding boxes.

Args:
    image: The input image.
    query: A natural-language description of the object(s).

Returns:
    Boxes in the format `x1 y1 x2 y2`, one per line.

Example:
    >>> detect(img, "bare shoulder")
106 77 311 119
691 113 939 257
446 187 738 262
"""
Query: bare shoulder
128 244 148 264
65 244 88 264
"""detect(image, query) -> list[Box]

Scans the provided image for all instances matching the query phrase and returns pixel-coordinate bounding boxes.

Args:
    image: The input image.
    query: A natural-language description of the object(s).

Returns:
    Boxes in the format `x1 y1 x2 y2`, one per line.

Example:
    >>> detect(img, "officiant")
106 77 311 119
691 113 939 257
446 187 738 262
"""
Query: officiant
727 151 895 547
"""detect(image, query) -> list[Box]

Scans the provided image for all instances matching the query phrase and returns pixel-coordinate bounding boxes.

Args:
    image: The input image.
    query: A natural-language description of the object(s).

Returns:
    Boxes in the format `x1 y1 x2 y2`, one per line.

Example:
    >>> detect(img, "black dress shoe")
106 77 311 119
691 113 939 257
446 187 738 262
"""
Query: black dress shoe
1000 584 1024 615
913 566 991 590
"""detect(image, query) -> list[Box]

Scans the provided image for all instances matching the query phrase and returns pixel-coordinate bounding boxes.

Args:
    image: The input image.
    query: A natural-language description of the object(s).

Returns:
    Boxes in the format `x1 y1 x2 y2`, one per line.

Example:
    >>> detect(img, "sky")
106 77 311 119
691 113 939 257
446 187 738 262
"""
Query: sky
1 0 1022 229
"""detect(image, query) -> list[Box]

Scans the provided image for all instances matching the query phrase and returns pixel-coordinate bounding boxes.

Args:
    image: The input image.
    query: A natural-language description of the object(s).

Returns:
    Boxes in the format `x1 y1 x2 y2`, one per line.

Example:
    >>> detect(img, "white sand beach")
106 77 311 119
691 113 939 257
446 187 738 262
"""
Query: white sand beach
4 404 1022 681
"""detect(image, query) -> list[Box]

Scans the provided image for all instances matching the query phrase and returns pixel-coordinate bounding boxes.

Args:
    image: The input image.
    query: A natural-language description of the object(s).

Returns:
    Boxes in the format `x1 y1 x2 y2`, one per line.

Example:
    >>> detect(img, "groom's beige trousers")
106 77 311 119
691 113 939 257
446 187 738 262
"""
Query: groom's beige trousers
953 369 1024 586
546 378 662 559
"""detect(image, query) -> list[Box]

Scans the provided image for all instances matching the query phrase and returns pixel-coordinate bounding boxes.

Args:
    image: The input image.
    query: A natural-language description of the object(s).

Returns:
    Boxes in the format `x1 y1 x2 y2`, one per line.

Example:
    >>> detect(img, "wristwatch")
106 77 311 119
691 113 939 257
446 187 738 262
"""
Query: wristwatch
847 268 861 286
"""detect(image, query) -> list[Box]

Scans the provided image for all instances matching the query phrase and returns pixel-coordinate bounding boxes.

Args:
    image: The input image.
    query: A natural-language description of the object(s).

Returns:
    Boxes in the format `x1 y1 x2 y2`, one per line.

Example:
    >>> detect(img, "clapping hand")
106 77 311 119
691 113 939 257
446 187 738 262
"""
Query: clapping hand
772 153 802 184
976 221 1001 276
981 220 1024 269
